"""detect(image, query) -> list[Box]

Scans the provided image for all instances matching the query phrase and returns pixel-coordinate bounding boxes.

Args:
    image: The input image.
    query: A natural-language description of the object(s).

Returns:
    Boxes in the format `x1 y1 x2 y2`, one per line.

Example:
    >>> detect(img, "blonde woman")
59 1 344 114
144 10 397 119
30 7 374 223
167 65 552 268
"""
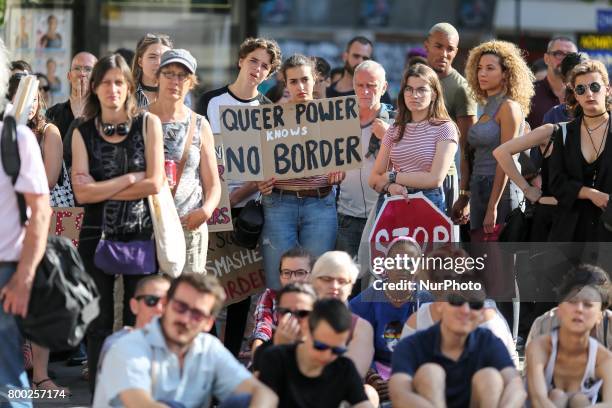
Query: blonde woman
453 40 534 237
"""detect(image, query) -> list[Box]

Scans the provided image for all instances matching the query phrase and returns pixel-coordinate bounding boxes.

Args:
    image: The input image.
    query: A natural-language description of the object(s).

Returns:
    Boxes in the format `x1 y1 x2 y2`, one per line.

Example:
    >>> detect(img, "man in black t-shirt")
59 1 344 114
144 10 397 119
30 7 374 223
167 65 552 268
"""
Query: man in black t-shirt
258 298 372 408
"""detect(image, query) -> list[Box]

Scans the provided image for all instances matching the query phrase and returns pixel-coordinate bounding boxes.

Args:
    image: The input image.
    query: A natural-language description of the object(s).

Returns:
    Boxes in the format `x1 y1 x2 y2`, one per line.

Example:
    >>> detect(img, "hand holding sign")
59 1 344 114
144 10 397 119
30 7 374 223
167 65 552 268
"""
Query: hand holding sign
257 178 276 195
327 171 345 185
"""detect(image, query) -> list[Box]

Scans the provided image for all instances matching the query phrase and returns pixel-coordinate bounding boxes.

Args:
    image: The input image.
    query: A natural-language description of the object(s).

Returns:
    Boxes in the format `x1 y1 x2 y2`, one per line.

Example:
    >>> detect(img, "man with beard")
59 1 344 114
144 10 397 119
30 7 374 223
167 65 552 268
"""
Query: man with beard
93 274 277 408
526 36 577 129
327 36 392 105
423 23 477 222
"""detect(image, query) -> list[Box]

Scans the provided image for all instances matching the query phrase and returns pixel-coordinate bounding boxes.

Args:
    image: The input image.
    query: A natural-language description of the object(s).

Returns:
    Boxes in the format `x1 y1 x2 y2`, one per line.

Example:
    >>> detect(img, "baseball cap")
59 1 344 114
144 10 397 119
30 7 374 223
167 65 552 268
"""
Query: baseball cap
159 49 197 74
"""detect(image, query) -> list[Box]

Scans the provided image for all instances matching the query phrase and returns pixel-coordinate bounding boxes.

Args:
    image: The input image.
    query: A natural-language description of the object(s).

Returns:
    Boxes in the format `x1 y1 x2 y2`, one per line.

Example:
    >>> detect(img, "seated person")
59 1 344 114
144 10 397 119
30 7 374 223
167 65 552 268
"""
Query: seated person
94 274 277 408
527 266 612 350
349 237 432 401
389 280 526 408
97 274 171 373
526 264 612 407
258 298 374 408
310 251 375 379
251 247 314 355
251 282 317 373
401 245 519 367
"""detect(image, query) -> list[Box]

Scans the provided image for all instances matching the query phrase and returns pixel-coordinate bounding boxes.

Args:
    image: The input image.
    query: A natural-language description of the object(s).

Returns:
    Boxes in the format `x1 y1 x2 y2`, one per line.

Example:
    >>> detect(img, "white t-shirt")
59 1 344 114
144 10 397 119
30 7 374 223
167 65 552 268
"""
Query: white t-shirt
0 123 49 261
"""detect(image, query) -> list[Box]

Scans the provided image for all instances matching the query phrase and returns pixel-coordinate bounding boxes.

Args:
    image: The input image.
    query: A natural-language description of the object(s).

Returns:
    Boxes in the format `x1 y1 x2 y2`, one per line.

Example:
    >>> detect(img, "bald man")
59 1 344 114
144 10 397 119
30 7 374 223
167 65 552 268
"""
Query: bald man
46 51 97 140
424 22 477 230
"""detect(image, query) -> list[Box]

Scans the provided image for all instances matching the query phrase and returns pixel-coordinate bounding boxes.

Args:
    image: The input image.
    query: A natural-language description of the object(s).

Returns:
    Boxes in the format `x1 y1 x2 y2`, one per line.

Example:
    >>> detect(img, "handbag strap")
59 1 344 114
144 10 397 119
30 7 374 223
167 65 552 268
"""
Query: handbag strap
172 110 197 197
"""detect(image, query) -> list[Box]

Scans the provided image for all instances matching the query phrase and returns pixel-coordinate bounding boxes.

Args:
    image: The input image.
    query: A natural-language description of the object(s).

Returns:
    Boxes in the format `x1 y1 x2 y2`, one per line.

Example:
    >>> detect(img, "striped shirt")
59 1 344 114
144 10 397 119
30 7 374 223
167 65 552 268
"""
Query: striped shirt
382 121 458 174
274 174 329 189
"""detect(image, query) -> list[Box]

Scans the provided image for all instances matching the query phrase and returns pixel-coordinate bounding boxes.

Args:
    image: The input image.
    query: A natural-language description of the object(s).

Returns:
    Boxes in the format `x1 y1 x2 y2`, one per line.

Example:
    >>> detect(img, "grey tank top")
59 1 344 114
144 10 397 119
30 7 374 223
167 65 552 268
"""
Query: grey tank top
161 110 204 218
468 94 523 176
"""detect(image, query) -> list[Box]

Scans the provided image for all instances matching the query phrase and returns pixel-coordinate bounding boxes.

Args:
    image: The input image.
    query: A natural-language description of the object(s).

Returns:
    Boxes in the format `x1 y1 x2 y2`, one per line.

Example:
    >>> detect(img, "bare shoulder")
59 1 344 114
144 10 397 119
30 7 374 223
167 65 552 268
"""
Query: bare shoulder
498 99 523 118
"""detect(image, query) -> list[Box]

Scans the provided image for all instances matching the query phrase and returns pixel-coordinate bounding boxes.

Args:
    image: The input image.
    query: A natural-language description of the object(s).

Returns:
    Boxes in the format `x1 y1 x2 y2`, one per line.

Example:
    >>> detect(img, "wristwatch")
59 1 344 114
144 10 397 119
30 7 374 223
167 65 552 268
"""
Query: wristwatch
459 189 471 198
387 171 397 184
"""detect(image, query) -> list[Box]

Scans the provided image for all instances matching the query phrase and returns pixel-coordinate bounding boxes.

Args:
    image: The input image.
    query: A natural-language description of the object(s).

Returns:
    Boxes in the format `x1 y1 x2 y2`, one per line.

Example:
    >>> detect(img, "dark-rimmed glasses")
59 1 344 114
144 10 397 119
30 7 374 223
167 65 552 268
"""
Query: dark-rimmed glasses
274 307 311 319
170 298 212 322
279 269 310 279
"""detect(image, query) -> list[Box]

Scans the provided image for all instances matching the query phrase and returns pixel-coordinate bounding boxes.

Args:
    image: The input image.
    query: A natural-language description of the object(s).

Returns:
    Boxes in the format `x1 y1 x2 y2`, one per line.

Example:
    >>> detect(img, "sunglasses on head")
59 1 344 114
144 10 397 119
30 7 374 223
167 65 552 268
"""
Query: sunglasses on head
447 293 484 310
275 307 311 319
312 339 348 356
575 82 602 96
170 298 212 323
135 294 161 307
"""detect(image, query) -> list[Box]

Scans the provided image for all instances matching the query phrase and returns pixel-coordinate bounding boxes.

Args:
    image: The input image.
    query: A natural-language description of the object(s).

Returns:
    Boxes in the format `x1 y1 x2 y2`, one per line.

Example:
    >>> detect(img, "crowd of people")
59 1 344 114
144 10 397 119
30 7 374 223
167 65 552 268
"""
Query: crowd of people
1 18 612 408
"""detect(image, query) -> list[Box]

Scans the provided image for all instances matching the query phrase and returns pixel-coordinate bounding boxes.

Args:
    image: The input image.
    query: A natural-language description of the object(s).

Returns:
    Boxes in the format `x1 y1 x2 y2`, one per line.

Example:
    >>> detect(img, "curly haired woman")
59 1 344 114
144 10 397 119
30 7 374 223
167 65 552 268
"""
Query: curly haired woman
453 40 535 238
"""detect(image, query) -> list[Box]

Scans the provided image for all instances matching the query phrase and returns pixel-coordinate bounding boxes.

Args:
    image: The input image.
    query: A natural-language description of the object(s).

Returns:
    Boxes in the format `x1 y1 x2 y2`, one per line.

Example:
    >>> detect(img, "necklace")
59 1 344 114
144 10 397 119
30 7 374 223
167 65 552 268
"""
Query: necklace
140 82 158 93
583 117 610 186
584 115 609 133
584 111 607 118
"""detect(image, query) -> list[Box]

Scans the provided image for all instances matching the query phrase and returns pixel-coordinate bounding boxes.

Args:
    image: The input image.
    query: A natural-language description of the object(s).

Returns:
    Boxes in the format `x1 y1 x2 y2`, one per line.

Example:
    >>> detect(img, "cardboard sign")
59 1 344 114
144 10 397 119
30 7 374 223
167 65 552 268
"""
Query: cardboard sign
49 207 84 247
206 232 266 306
219 96 362 181
206 139 233 232
369 194 454 261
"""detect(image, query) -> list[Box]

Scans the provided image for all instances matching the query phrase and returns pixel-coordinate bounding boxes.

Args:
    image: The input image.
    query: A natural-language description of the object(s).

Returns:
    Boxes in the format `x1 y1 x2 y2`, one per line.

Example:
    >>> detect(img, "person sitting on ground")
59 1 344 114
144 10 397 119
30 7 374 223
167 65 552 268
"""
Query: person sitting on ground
97 274 171 373
258 298 374 408
251 282 317 374
526 264 612 407
251 247 314 355
93 273 277 408
389 277 526 408
400 245 519 367
349 236 432 402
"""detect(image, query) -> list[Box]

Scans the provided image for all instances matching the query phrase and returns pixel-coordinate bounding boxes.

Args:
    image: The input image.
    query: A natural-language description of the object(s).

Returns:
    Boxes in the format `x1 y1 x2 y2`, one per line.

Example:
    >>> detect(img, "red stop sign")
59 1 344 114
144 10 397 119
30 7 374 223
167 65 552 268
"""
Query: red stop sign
368 194 454 261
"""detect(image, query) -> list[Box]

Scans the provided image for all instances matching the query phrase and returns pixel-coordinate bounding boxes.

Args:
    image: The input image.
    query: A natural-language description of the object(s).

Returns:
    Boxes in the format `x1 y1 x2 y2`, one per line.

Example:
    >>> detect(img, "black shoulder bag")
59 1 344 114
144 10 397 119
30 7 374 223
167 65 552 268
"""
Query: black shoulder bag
1 116 100 350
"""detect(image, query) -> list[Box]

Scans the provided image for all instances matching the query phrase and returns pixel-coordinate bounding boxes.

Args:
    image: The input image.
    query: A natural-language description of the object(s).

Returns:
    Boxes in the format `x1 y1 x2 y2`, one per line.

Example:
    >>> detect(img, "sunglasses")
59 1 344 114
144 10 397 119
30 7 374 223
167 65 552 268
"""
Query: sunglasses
275 307 311 319
135 294 161 307
547 50 570 60
170 298 212 323
447 293 484 310
575 82 602 96
312 339 348 356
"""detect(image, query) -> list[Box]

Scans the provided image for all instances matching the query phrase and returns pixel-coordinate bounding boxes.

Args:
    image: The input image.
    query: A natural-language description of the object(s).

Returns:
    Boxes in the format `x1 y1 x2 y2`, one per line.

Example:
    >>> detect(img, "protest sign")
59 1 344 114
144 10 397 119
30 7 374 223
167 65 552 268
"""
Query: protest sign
369 194 454 261
49 207 84 246
206 138 233 232
206 231 266 305
219 96 362 180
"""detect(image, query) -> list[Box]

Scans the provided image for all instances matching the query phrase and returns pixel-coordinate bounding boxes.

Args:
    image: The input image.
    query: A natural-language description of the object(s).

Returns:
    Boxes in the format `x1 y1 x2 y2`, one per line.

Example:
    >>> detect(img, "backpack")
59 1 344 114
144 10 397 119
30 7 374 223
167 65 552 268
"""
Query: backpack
1 116 100 350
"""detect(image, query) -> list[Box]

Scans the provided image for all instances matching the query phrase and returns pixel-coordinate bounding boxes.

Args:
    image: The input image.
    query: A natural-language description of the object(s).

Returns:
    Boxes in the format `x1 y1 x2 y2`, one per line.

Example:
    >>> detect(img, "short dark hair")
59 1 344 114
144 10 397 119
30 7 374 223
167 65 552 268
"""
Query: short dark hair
265 82 285 103
560 52 589 80
238 37 282 77
279 247 315 271
346 36 373 52
276 282 317 305
167 273 227 316
134 274 172 297
280 54 317 84
308 298 352 334
10 60 32 73
557 264 611 310
313 56 331 80
114 48 135 67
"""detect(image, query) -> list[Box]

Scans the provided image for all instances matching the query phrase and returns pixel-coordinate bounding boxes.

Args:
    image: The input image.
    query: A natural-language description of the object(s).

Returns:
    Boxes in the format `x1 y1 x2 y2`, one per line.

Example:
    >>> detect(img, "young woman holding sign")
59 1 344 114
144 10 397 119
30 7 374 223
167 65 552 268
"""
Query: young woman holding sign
147 49 220 273
257 54 345 291
368 63 458 214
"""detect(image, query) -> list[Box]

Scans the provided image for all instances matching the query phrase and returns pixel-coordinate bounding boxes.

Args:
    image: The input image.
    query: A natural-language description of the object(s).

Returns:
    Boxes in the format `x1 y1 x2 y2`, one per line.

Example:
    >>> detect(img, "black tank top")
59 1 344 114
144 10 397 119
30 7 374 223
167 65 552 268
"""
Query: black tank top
78 113 153 239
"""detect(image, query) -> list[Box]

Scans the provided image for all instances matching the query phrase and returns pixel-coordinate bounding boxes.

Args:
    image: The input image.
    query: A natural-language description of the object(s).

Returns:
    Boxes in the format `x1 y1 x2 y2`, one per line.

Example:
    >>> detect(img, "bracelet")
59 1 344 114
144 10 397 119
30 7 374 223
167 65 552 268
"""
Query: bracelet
459 189 471 197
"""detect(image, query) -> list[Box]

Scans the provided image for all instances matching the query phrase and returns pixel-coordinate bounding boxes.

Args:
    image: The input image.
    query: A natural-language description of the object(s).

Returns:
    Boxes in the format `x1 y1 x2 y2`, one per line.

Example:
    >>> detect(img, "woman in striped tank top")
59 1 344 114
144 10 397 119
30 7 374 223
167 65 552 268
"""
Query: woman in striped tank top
369 63 458 214
257 54 345 290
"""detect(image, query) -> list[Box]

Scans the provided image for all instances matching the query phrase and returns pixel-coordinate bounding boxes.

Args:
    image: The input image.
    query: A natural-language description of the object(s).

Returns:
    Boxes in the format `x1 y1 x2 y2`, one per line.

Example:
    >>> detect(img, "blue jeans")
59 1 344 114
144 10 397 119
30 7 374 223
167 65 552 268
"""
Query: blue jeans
336 213 367 259
260 190 337 290
0 263 32 408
